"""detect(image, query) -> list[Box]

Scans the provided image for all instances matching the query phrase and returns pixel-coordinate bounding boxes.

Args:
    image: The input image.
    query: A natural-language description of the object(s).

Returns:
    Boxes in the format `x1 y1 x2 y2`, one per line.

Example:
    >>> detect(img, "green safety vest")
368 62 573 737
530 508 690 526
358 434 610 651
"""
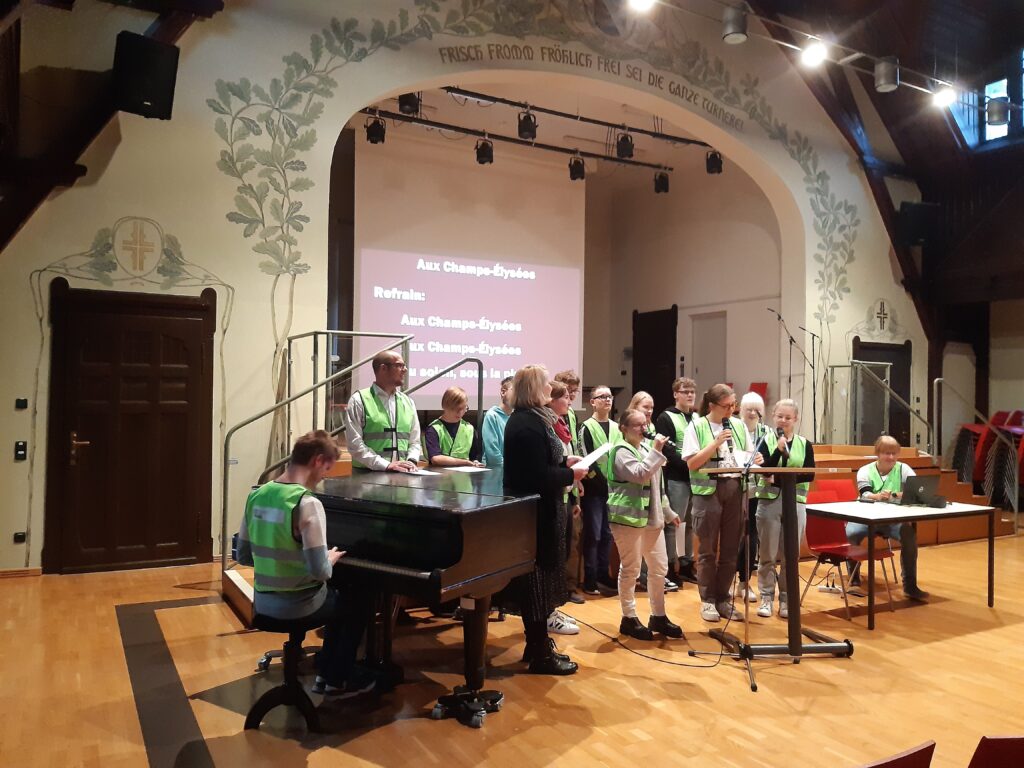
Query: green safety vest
427 419 475 459
607 442 670 528
689 416 749 496
354 386 415 468
867 462 906 494
580 417 620 479
665 410 694 446
753 431 810 503
566 409 579 455
244 482 317 593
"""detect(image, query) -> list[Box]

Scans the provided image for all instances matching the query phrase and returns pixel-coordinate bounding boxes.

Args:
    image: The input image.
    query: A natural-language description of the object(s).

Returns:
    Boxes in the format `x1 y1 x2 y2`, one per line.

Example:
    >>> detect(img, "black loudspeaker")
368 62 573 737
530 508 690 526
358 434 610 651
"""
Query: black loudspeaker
896 201 940 247
113 31 179 120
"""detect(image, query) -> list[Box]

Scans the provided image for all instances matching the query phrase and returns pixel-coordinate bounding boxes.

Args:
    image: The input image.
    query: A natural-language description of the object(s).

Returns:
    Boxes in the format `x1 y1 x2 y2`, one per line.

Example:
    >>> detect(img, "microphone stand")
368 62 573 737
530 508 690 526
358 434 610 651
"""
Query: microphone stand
768 308 812 416
798 325 821 442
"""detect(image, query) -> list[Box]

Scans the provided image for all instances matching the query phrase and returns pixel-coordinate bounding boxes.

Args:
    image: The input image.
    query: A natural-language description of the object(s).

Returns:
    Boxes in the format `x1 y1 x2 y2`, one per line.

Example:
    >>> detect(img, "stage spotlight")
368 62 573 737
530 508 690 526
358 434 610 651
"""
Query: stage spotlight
364 115 386 144
616 132 634 159
568 153 585 181
398 92 421 115
722 6 747 45
986 96 1010 126
800 40 828 67
874 56 899 93
931 84 956 108
654 171 669 194
475 137 494 164
627 0 656 11
706 150 723 174
518 110 538 140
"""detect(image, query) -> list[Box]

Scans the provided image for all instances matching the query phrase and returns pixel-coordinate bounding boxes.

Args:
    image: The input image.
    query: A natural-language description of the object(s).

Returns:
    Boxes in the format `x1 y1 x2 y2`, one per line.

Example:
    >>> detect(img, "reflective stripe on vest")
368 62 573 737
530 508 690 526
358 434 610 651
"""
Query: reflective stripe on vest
245 482 317 593
581 417 620 479
689 416 748 495
665 410 693 446
867 461 905 494
753 433 810 502
607 442 652 527
354 387 415 468
427 419 474 459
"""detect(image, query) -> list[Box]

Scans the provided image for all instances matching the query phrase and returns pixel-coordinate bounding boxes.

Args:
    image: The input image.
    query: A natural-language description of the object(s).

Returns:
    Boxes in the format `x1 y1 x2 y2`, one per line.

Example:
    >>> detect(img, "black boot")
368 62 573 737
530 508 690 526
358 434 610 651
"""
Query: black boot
527 640 578 675
677 561 698 584
619 616 654 640
521 636 570 664
648 614 683 639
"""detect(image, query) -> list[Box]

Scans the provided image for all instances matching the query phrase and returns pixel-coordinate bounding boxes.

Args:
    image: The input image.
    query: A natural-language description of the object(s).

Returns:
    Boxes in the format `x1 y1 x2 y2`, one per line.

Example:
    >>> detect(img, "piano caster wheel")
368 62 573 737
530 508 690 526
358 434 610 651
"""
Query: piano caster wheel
469 713 484 729
257 655 272 672
430 704 447 721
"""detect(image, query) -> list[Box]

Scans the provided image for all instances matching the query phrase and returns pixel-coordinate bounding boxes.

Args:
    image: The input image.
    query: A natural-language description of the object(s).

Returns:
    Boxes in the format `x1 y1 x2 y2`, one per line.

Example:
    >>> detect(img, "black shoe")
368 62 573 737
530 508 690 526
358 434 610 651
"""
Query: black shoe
527 653 578 675
582 581 601 595
595 580 618 597
521 637 570 664
677 563 699 584
636 579 648 593
619 616 655 640
903 587 930 602
648 614 683 639
567 591 586 605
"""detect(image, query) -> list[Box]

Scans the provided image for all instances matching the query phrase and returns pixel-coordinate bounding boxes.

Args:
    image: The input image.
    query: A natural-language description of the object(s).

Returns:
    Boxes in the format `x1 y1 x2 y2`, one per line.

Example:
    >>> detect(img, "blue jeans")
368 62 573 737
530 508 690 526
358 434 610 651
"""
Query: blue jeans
581 494 612 587
845 522 919 593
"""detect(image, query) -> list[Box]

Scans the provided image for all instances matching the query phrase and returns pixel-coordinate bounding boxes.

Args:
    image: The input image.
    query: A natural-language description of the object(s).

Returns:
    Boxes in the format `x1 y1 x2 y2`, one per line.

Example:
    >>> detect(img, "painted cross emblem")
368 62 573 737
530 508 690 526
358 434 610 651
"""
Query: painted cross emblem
875 301 888 331
114 218 160 277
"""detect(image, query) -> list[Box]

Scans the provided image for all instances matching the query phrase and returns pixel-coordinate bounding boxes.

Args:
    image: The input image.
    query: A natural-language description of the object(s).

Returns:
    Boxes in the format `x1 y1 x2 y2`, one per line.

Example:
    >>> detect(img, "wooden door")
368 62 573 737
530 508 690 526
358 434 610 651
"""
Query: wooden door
852 337 913 448
632 305 677 415
44 281 215 573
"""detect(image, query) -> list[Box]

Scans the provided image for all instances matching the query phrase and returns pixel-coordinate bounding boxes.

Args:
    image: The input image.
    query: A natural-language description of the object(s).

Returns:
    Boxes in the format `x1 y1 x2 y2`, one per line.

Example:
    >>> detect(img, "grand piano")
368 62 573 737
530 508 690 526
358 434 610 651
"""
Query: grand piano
316 467 537 727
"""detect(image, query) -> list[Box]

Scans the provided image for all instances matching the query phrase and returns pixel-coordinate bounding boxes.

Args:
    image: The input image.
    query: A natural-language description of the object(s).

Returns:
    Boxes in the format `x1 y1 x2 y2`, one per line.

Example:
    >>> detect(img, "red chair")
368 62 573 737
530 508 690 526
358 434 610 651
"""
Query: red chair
967 735 1024 767
748 381 768 401
973 411 1011 484
1005 410 1024 427
856 741 935 767
813 478 899 583
802 490 896 620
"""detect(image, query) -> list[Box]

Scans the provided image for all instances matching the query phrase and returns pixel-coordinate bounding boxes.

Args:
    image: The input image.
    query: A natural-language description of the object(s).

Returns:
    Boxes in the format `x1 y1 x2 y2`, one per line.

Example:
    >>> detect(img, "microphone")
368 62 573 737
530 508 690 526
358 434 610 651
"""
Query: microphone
776 426 789 457
643 428 677 449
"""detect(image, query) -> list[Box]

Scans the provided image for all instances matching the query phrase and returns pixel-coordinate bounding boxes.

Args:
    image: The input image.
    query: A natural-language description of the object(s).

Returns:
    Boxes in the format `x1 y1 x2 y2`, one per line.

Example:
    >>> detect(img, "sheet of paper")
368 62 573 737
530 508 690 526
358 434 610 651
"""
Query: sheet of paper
446 466 490 473
733 450 753 466
573 441 612 471
408 468 441 476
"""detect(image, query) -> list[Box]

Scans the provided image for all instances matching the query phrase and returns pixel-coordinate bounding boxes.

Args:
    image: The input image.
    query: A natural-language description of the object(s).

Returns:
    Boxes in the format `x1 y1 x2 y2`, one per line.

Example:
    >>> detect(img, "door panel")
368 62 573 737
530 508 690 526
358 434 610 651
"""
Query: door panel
632 306 677 415
691 312 727 393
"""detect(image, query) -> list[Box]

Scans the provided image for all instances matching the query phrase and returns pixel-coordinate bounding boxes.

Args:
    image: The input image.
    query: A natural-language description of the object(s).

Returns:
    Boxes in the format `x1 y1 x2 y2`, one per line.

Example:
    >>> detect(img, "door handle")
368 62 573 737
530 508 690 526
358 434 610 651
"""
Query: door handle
70 430 91 466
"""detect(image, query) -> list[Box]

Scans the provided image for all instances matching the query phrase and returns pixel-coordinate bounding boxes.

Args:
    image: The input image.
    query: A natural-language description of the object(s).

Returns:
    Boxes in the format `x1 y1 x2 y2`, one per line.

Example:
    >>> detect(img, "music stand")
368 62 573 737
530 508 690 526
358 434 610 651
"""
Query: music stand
690 466 854 691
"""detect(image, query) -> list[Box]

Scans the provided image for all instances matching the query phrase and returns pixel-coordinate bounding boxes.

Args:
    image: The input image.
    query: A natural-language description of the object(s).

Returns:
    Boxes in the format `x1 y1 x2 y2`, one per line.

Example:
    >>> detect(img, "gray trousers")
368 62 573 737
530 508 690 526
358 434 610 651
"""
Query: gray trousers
691 478 743 604
666 479 694 565
755 495 806 601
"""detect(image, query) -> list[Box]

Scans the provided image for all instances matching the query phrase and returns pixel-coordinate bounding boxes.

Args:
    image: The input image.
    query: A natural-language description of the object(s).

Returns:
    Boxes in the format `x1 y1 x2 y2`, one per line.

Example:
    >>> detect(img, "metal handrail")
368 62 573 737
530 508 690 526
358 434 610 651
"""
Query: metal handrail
852 361 934 454
933 377 1019 524
220 334 414 569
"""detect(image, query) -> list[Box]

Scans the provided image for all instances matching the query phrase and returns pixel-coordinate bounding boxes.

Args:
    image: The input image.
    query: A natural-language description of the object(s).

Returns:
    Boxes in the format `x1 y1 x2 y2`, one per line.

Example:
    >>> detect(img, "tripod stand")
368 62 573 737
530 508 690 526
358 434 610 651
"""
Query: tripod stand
768 309 812 416
690 467 854 691
798 325 821 442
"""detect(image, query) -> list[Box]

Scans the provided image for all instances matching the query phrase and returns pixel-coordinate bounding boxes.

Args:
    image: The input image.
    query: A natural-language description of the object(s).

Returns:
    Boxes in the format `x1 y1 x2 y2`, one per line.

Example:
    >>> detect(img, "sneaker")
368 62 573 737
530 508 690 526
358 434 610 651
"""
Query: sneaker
567 591 586 605
716 601 744 622
648 614 683 639
312 667 376 698
619 615 655 640
700 601 721 622
664 578 680 593
547 611 579 635
582 582 601 596
595 580 619 597
778 599 788 619
757 595 773 618
729 583 758 602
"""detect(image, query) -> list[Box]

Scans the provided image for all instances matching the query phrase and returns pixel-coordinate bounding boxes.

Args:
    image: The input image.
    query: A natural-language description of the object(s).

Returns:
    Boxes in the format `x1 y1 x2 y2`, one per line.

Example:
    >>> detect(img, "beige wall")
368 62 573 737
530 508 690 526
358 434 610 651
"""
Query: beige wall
991 299 1024 414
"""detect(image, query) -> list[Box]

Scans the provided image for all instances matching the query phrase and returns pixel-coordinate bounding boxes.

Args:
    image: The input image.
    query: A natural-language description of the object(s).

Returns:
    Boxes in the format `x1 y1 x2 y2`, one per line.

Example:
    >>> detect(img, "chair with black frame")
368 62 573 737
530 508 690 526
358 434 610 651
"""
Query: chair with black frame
244 612 327 732
856 740 935 768
801 489 897 621
967 735 1024 768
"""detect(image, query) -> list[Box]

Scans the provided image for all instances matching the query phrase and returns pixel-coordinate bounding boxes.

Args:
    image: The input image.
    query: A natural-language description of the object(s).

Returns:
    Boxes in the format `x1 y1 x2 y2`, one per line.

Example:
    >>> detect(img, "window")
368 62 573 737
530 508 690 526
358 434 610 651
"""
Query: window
984 78 1009 141
978 49 1024 146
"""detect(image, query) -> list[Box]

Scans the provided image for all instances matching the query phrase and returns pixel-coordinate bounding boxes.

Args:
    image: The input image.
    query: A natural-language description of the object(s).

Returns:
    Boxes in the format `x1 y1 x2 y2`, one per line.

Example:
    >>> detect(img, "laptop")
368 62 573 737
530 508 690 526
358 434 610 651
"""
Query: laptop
897 475 946 508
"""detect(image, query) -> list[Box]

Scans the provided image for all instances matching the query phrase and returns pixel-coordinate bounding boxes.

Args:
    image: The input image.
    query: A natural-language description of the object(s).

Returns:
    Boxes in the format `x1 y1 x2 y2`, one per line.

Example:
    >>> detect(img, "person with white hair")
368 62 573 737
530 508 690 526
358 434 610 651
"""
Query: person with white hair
734 391 769 603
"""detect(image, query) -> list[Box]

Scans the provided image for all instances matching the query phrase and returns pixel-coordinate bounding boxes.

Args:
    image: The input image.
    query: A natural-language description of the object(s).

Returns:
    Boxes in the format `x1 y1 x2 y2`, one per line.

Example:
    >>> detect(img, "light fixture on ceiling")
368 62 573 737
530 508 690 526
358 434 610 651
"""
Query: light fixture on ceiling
986 96 1010 126
518 110 537 140
931 84 957 108
722 6 748 45
568 152 585 181
364 114 386 144
475 136 493 164
616 132 634 159
874 56 899 93
800 40 828 67
706 150 723 175
627 0 656 12
397 92 421 115
654 171 670 194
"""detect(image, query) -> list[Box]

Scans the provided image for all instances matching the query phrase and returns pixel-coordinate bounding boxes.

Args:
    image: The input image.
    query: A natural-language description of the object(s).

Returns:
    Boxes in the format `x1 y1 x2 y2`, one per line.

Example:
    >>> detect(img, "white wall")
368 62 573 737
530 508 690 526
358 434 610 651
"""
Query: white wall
941 343 977 460
991 299 1024 413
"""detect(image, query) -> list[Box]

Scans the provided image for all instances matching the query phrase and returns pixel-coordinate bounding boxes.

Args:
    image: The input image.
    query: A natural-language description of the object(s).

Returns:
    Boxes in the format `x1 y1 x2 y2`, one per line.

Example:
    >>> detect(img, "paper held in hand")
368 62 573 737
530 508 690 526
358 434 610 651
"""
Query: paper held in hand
572 441 612 471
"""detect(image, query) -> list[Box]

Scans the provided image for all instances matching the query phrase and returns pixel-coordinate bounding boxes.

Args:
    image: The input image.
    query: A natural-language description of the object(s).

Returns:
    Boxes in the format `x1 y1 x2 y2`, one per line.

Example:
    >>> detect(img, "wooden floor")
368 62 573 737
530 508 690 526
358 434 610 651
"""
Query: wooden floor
2 537 1022 768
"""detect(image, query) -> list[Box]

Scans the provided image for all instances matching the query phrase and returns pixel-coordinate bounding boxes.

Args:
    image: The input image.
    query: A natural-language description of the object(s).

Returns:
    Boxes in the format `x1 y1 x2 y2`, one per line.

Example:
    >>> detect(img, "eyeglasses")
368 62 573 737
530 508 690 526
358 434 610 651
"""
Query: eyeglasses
592 394 613 400
675 389 697 395
385 362 408 370
717 401 737 409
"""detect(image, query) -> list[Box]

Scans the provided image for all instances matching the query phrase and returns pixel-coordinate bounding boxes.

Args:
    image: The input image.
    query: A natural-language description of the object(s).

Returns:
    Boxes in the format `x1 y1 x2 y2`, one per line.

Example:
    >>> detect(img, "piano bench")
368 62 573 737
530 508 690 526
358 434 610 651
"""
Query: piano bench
244 614 324 733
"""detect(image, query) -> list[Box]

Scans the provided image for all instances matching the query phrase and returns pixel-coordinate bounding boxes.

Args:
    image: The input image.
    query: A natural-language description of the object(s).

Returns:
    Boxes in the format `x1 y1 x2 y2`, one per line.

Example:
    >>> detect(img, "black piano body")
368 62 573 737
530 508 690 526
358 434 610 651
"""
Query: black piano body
316 468 537 726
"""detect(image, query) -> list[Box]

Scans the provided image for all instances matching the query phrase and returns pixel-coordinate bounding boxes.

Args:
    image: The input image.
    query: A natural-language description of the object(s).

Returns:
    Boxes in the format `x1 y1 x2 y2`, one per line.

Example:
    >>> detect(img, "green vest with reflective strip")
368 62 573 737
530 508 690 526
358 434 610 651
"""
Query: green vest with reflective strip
665 410 694 445
427 419 474 459
580 417 620 479
753 432 810 503
566 409 579 454
244 482 317 593
354 387 415 468
689 416 749 496
607 442 669 528
867 462 905 494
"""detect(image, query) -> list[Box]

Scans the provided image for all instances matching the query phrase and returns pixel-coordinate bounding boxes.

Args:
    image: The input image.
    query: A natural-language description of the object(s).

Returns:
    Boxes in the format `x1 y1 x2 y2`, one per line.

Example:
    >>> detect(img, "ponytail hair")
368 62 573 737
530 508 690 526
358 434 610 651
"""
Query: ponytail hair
699 383 735 417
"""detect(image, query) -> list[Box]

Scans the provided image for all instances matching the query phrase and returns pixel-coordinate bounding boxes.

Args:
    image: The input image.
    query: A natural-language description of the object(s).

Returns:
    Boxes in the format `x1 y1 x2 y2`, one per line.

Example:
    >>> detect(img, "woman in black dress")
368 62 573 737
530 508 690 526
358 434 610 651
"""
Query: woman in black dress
503 364 587 674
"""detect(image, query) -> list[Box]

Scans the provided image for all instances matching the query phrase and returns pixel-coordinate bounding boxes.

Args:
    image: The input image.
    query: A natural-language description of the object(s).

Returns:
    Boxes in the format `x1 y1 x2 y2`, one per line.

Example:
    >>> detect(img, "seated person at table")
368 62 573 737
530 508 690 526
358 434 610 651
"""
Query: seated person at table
424 386 484 467
236 430 373 696
846 435 928 601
